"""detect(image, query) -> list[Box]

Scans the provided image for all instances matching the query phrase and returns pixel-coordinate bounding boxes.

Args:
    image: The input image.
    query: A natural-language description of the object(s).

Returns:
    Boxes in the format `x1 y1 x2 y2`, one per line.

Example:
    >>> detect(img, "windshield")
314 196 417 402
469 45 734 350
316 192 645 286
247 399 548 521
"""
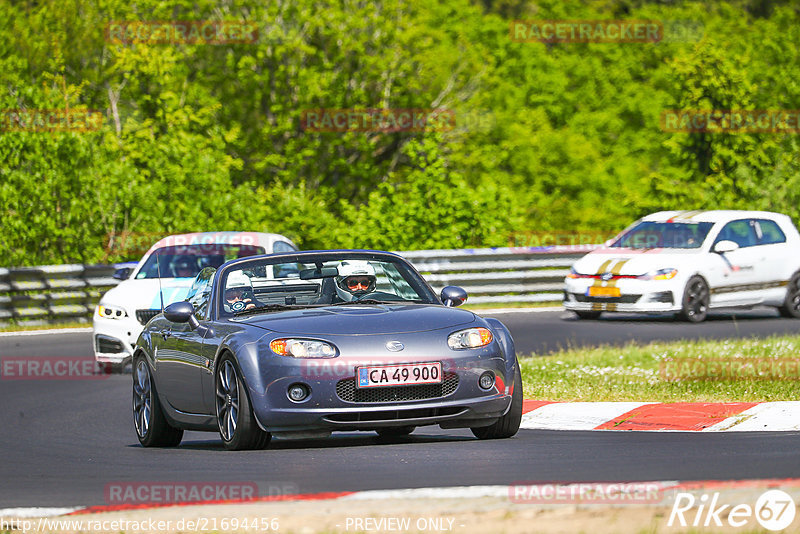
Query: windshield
135 244 266 279
218 254 436 316
610 221 714 249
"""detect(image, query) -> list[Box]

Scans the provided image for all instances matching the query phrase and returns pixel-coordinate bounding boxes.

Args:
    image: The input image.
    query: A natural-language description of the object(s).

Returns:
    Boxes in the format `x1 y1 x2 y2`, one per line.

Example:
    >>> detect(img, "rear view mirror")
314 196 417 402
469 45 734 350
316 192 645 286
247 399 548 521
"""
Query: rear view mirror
713 240 739 254
113 267 133 280
164 301 200 328
441 286 468 307
300 266 339 280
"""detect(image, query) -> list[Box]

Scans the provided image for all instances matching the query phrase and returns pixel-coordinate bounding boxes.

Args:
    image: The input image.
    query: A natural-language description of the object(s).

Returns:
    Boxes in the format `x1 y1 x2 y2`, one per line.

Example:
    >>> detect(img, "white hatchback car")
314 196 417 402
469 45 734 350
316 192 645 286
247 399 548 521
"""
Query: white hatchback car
93 232 297 368
563 210 800 322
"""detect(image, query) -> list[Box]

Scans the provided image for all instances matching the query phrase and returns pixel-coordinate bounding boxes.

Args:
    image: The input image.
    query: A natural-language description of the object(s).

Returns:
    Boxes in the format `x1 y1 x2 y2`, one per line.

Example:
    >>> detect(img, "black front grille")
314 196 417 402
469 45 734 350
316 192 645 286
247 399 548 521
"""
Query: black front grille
573 293 641 304
95 334 125 354
649 291 674 304
135 309 160 325
325 407 464 423
336 373 459 403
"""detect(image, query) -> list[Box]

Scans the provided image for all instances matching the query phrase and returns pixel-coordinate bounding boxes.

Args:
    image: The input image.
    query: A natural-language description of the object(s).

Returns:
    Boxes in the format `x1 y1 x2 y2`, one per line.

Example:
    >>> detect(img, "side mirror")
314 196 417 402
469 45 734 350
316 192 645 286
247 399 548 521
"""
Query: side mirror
441 286 468 307
713 240 739 254
164 301 200 329
113 267 133 280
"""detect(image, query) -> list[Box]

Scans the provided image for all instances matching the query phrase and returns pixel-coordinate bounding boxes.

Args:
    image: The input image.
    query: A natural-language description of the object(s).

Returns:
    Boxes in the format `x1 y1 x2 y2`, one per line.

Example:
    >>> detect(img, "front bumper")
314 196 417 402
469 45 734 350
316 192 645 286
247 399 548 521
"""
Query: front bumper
563 277 683 314
262 394 512 433
92 314 143 364
245 348 517 433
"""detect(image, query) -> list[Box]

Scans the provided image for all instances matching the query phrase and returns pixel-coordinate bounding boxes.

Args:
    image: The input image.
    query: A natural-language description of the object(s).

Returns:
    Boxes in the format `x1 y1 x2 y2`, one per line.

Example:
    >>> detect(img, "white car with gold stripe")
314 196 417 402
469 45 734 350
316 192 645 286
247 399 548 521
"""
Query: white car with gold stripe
563 210 800 322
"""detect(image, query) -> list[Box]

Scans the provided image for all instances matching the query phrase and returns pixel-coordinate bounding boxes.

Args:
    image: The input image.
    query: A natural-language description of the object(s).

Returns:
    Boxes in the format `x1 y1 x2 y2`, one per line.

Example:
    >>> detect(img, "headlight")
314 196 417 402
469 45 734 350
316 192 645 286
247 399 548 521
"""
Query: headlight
97 304 128 319
448 327 493 350
639 268 678 281
566 267 592 279
269 338 337 358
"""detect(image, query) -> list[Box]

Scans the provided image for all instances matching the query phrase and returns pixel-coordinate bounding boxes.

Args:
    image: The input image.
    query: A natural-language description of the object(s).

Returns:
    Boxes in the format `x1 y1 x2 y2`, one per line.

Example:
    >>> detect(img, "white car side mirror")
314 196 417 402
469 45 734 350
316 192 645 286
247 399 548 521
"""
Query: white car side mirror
713 240 739 253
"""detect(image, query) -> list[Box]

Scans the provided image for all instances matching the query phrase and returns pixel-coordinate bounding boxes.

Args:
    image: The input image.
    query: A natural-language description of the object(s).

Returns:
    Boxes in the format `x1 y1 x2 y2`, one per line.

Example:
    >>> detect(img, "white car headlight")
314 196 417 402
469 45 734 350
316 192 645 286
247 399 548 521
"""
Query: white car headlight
448 327 493 350
97 304 128 319
638 268 678 281
269 338 337 358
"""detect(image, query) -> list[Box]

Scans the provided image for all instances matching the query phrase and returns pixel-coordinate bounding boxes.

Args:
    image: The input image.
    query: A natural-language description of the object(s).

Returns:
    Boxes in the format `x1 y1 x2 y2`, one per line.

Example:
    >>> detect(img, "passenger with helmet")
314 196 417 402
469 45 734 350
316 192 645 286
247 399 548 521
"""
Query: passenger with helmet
334 261 378 302
223 271 260 314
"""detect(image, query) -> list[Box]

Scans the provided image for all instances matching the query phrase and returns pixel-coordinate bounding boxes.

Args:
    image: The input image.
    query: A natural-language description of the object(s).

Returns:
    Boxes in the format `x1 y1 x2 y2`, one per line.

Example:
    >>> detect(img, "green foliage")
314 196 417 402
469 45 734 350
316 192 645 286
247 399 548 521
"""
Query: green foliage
1 0 799 265
344 136 521 250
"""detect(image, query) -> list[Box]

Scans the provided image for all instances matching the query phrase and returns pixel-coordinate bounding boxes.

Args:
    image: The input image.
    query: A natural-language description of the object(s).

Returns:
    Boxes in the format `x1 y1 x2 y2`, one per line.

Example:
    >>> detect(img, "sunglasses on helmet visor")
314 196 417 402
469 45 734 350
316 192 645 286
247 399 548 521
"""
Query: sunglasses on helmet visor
345 276 372 290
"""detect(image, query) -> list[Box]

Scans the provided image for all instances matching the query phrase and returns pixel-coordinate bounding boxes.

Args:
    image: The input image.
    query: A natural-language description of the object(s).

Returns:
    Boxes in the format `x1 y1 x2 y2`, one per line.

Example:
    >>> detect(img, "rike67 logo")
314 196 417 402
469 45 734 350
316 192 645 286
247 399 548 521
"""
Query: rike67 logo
668 490 796 531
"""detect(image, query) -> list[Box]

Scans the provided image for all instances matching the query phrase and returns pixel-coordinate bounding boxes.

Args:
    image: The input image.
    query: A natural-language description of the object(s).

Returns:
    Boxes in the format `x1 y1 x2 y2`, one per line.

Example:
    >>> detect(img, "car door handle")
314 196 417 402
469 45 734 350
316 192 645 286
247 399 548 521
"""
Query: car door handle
160 329 172 340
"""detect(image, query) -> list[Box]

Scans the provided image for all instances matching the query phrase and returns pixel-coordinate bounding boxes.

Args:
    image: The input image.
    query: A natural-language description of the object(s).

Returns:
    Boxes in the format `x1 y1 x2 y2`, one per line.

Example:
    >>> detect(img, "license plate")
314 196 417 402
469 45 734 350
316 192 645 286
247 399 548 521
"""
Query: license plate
356 362 442 388
587 286 621 298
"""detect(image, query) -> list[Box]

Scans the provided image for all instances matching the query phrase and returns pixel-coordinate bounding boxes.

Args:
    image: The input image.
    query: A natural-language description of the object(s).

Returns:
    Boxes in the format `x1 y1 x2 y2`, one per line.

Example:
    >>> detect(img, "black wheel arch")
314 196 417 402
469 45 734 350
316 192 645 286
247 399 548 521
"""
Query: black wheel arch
212 348 269 432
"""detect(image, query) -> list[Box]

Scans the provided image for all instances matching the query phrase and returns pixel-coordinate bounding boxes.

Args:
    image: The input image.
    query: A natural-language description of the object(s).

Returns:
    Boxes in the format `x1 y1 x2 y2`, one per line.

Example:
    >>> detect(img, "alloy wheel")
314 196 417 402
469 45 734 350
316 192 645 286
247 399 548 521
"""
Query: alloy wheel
216 360 240 442
133 360 152 438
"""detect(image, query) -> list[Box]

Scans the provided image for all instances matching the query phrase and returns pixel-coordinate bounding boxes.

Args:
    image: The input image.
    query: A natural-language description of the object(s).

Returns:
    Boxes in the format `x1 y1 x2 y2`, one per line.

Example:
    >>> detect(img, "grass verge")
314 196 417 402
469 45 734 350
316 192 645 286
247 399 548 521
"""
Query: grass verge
520 335 800 402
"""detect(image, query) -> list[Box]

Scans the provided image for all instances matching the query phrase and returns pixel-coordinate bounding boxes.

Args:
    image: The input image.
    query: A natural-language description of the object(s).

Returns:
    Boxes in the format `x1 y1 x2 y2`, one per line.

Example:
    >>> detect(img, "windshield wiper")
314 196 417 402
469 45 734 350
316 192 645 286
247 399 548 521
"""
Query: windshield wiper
329 299 425 306
233 304 300 317
329 299 391 305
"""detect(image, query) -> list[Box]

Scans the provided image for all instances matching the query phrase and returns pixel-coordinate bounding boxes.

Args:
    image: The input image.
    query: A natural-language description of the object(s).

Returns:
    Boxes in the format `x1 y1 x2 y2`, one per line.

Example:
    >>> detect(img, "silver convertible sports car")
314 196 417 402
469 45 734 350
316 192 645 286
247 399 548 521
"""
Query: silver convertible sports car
132 250 523 450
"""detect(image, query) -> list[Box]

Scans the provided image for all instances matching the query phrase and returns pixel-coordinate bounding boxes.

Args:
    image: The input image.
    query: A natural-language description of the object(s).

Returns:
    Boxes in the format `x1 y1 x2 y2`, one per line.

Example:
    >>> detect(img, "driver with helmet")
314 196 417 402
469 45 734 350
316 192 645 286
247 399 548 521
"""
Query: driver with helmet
223 271 259 314
334 261 377 302
172 256 196 278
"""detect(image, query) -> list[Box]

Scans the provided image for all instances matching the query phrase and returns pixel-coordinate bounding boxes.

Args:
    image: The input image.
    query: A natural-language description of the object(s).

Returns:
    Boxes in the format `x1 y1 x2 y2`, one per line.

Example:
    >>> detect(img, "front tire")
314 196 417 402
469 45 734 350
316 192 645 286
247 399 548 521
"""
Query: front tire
679 276 709 323
471 364 523 440
133 356 183 447
216 357 271 451
778 273 800 318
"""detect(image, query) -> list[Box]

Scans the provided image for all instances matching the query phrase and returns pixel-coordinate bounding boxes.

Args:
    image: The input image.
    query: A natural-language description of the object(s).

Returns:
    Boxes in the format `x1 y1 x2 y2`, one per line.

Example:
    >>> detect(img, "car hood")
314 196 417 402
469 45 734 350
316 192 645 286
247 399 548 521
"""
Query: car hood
572 247 703 276
234 304 477 335
99 278 196 312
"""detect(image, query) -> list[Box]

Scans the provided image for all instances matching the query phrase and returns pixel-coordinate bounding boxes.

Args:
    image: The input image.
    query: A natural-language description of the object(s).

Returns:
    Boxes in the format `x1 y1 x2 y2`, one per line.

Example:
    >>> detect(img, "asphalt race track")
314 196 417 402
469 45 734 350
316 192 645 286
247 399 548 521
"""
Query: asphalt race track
500 307 800 355
1 308 800 508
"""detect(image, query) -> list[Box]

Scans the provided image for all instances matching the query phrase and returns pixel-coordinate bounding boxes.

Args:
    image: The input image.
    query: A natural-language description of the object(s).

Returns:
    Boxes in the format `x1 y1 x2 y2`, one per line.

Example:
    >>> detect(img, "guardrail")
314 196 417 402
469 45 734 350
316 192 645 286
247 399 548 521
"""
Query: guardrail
401 246 597 304
0 265 119 326
0 246 595 325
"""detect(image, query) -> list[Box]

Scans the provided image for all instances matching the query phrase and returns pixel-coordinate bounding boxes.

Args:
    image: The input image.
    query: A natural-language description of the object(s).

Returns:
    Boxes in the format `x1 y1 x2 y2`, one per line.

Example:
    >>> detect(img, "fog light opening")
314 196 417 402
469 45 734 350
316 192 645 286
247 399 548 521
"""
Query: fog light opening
288 384 310 402
478 372 495 391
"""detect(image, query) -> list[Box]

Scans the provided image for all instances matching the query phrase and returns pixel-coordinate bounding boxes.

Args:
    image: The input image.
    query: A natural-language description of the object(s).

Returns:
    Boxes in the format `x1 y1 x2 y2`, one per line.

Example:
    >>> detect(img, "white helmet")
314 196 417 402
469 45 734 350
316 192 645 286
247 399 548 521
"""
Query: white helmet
226 271 253 290
224 271 254 313
335 261 377 302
